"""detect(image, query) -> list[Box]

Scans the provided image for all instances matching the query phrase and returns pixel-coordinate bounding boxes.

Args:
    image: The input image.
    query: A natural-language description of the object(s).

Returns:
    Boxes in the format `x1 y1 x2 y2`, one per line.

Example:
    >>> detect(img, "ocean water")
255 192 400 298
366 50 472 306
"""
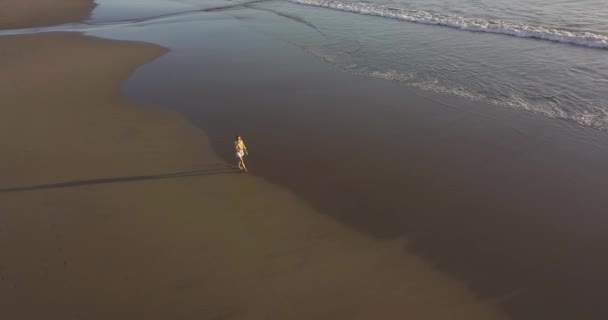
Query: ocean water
106 0 608 130
3 0 606 130
293 0 608 40
236 0 608 130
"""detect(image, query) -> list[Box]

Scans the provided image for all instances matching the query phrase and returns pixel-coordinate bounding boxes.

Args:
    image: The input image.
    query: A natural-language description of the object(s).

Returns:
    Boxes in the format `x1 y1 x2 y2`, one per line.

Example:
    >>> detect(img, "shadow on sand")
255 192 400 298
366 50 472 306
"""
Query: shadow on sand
0 165 240 193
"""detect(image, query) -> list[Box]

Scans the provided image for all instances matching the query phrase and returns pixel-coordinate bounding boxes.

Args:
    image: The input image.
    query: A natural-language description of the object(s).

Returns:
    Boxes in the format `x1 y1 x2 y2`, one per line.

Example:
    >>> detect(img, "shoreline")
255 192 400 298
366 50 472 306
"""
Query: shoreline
0 31 509 320
1 2 512 319
117 9 608 319
3 0 607 318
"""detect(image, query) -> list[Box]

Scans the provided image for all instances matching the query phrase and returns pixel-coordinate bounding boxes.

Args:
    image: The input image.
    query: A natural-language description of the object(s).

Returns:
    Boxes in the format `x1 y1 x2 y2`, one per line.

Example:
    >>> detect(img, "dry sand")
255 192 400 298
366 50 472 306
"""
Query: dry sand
0 0 95 29
0 8 511 320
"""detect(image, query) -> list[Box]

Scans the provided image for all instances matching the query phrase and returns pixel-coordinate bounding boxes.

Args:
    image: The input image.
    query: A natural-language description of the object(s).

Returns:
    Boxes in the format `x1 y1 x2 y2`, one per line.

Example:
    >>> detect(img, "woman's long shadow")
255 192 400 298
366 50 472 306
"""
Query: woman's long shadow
0 165 240 193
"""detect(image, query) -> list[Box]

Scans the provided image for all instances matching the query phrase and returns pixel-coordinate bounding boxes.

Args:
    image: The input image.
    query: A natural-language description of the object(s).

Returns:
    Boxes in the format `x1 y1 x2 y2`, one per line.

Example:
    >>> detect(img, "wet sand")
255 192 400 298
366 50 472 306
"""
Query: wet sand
121 13 608 319
192 66 608 320
0 3 513 320
0 0 96 29
0 32 509 320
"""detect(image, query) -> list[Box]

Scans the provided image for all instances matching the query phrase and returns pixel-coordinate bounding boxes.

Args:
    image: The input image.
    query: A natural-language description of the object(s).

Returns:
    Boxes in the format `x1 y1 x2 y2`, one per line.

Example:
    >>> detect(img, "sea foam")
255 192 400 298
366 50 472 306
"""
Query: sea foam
290 0 608 49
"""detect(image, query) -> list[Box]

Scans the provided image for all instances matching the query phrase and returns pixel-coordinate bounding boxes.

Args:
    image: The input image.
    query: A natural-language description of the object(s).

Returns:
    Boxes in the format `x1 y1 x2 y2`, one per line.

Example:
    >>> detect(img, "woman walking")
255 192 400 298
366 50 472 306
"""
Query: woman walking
235 135 248 172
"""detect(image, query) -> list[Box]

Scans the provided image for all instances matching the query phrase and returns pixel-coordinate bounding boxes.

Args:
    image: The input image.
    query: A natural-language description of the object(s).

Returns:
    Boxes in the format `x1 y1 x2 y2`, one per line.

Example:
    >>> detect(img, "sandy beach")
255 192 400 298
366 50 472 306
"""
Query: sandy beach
0 1 513 319
0 0 96 29
3 0 608 319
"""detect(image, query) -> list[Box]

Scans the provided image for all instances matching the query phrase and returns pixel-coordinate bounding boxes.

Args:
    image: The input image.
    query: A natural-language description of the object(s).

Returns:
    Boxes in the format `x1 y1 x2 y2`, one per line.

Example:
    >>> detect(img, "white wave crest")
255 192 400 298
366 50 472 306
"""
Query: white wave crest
369 70 413 81
289 0 608 49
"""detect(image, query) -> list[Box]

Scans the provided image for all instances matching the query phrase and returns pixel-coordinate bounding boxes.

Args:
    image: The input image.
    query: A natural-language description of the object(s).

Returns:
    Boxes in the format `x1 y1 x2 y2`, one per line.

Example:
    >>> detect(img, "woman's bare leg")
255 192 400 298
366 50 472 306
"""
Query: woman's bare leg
237 156 247 171
240 156 248 172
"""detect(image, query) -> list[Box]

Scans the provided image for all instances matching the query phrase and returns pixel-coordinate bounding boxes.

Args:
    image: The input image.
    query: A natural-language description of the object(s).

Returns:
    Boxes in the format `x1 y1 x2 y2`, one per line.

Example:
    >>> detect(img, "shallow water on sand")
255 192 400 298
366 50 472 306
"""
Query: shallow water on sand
93 0 608 131
3 0 607 130
234 0 608 130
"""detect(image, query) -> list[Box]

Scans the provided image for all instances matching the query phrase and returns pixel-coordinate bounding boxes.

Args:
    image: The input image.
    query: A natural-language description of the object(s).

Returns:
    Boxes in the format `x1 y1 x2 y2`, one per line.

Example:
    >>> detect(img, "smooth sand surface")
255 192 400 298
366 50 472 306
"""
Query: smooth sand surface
0 0 95 29
0 21 512 320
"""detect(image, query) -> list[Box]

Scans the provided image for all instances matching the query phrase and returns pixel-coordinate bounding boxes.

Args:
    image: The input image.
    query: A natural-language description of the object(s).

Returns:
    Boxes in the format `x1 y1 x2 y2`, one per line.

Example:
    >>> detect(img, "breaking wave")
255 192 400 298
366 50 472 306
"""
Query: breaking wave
290 0 608 49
